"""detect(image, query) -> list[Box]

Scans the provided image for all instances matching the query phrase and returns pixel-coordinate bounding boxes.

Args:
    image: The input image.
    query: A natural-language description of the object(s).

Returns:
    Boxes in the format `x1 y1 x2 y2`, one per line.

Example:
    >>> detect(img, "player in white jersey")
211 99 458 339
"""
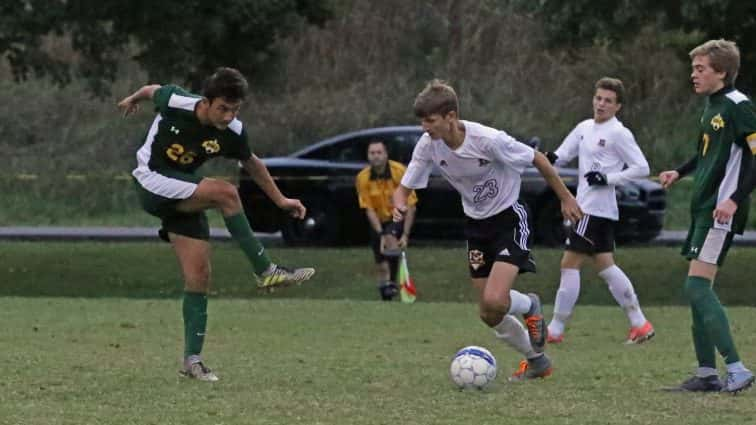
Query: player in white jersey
544 77 655 345
393 80 582 380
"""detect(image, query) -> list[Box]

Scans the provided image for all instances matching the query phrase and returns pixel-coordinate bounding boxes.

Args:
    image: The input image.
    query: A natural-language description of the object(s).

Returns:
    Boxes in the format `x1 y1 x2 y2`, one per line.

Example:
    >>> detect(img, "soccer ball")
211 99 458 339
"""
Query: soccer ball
449 346 497 389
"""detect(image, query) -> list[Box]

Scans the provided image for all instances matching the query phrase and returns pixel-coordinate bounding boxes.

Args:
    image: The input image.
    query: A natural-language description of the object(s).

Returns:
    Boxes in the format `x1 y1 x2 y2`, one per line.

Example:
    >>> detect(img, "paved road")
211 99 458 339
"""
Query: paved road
1 227 756 246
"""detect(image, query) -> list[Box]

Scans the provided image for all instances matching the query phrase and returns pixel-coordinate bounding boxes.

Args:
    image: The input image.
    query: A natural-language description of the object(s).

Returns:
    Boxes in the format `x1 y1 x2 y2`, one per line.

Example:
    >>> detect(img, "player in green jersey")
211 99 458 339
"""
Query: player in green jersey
659 40 756 394
118 67 315 381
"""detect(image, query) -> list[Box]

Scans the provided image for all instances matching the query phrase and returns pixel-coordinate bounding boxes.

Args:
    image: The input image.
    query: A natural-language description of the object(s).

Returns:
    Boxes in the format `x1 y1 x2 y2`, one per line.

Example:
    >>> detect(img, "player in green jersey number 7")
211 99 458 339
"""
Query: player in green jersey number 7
118 67 315 382
659 40 756 394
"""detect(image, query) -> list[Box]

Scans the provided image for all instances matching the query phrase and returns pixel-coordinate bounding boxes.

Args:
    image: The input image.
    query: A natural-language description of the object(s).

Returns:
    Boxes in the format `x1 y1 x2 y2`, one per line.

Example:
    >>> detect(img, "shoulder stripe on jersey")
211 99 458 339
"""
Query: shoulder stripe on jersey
228 119 243 135
748 133 756 153
725 90 749 104
168 93 200 111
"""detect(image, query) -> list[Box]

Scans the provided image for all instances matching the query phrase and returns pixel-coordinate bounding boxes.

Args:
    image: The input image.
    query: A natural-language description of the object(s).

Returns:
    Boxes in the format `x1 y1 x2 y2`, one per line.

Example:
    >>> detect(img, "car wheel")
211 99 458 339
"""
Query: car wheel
535 198 568 247
281 199 341 246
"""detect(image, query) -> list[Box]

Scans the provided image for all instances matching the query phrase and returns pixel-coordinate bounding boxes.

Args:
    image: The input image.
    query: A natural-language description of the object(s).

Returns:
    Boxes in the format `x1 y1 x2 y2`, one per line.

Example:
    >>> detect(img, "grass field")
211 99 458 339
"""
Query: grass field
1 243 756 425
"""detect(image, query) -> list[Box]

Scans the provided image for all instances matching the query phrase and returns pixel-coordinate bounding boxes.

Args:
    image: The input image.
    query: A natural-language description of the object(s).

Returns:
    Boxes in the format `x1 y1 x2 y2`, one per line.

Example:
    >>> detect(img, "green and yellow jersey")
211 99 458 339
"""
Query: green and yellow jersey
133 84 251 176
688 87 756 234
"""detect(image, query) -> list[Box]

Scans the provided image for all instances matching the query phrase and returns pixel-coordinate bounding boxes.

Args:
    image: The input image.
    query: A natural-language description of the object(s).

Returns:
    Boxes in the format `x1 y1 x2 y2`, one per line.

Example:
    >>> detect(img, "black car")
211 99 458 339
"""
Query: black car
238 126 665 246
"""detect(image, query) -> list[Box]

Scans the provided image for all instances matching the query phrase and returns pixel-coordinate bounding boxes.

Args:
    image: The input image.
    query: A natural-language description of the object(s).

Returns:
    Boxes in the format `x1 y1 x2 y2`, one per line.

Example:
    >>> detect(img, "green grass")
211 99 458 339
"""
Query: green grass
2 242 756 424
3 243 756 305
2 299 755 425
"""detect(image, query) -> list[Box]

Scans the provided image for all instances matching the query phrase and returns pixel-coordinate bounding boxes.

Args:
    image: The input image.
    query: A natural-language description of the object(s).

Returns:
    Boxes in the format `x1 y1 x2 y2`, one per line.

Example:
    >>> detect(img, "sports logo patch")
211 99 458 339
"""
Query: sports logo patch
710 114 725 131
440 160 448 167
468 249 485 270
202 139 221 154
598 139 606 147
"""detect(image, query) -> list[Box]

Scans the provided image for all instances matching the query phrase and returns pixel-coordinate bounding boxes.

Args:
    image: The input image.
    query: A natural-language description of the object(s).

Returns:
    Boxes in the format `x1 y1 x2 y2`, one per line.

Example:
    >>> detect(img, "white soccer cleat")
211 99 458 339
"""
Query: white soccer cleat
180 361 219 382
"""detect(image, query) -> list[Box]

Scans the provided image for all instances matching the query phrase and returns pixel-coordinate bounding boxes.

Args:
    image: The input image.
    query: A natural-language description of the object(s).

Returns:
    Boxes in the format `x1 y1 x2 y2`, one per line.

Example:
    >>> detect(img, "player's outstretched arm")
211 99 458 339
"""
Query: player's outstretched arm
241 155 306 219
533 151 582 223
392 184 412 222
117 84 161 117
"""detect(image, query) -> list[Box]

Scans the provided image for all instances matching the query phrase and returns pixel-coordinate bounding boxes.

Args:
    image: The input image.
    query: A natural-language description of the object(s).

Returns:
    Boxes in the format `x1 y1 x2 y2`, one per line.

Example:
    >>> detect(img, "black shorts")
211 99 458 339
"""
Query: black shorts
465 202 536 278
565 214 615 254
369 221 404 263
133 178 209 242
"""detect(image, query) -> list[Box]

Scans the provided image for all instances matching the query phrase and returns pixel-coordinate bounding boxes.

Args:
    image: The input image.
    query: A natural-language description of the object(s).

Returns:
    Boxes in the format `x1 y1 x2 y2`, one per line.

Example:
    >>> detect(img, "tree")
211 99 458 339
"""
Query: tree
516 0 756 92
1 0 332 95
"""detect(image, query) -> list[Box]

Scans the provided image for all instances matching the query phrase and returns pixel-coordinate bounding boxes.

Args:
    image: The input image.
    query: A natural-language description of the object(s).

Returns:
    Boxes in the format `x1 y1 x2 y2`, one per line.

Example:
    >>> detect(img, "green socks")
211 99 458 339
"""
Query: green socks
684 276 740 366
183 291 208 358
224 212 272 275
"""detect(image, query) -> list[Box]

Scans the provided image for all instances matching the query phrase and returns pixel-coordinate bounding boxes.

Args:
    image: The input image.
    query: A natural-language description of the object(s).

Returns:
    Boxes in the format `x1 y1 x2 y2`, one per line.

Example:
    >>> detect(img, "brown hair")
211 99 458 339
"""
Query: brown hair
413 79 459 118
595 77 625 104
202 67 248 102
689 39 740 86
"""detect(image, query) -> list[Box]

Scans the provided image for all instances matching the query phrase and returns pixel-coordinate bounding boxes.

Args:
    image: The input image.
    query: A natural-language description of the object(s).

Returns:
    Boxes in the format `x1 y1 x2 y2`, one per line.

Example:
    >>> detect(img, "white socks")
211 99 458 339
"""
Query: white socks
548 268 580 337
506 290 532 316
599 265 646 328
493 314 538 359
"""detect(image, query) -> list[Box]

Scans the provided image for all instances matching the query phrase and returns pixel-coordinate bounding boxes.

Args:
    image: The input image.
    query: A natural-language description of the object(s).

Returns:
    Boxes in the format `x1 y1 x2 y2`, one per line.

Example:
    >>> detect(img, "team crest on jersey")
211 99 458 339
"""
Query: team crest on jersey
710 114 725 131
598 139 606 147
478 159 490 167
468 249 485 270
202 139 221 154
440 160 448 167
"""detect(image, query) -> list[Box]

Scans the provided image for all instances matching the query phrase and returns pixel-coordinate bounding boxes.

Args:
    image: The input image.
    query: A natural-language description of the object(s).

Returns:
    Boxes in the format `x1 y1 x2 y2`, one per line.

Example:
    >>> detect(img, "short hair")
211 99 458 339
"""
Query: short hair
595 77 625 104
689 39 740 86
202 67 248 102
367 138 387 151
413 79 459 118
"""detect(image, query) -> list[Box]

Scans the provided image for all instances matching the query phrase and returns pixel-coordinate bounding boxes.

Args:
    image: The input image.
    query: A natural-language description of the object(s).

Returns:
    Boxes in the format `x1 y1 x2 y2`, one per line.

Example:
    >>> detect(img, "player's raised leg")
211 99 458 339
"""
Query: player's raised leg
177 178 314 289
477 262 551 380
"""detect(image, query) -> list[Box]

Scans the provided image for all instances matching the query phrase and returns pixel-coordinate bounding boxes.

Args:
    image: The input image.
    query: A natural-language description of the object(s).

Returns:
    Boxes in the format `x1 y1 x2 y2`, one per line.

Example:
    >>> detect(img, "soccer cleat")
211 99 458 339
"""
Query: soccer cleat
721 370 755 394
257 265 315 292
509 354 553 382
624 320 655 345
523 293 547 353
661 375 722 392
547 333 564 344
180 361 219 382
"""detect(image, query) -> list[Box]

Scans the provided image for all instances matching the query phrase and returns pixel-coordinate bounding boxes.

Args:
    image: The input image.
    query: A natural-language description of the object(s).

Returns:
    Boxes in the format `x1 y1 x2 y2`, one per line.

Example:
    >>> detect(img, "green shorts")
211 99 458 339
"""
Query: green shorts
132 174 209 241
681 223 735 266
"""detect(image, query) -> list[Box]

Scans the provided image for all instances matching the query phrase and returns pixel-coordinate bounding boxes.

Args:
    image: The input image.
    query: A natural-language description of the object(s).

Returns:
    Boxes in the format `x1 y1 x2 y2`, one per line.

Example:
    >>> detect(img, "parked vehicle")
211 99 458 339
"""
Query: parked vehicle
239 126 665 246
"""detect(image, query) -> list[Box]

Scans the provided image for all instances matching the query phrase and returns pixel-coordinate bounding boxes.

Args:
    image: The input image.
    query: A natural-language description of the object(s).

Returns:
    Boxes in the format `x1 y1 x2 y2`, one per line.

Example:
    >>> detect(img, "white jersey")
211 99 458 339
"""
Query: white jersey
554 116 649 220
401 120 535 219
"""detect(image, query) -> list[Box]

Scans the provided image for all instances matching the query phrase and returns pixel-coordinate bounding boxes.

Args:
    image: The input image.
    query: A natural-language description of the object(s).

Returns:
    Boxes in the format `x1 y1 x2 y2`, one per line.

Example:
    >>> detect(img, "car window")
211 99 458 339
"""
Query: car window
300 130 422 163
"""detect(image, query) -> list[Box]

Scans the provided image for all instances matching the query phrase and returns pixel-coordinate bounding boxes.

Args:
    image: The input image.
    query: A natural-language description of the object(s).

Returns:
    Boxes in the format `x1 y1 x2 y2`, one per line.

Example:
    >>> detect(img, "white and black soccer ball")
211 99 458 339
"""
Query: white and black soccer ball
449 346 497 389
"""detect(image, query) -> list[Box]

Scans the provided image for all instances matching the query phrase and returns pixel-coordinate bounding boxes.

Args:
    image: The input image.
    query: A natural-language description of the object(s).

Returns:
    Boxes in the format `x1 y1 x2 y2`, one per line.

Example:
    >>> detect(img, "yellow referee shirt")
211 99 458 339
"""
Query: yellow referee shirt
355 160 417 223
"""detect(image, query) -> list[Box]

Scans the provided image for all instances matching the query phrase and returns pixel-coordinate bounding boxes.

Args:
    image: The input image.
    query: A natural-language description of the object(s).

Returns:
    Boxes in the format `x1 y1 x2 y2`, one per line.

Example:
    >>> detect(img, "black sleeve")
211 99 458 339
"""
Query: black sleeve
730 154 756 205
675 155 698 177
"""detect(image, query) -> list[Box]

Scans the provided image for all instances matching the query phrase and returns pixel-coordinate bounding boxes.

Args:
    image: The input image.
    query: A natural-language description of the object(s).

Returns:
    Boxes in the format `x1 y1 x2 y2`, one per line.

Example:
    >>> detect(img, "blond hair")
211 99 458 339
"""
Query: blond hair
689 39 740 86
413 79 459 118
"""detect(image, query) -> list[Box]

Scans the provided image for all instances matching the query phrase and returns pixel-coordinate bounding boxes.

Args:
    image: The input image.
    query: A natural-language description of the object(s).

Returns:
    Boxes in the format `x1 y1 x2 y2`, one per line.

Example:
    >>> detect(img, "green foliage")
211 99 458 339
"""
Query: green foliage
517 0 756 91
1 0 333 95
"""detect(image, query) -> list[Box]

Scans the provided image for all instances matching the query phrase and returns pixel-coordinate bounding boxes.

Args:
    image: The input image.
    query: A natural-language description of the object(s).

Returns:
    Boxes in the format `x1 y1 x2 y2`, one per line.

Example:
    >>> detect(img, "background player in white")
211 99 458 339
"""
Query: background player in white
544 77 655 344
393 79 582 380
